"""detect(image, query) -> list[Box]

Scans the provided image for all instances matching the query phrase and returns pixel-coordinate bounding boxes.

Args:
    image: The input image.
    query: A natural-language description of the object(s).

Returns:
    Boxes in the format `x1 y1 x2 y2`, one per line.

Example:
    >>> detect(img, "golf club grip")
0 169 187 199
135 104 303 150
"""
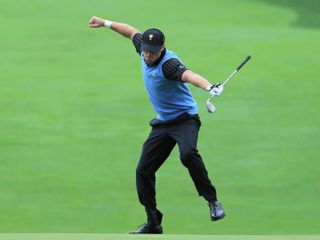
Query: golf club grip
236 55 251 71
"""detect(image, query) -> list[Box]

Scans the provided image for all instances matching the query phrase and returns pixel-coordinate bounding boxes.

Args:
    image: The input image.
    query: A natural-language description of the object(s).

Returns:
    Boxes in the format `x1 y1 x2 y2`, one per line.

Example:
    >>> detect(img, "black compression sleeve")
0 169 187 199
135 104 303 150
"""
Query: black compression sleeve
162 58 188 81
132 33 142 55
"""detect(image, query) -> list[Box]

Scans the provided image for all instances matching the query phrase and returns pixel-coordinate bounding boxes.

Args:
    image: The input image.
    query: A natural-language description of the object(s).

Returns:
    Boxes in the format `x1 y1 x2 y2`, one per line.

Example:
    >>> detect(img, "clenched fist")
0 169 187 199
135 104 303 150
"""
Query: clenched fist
89 16 105 28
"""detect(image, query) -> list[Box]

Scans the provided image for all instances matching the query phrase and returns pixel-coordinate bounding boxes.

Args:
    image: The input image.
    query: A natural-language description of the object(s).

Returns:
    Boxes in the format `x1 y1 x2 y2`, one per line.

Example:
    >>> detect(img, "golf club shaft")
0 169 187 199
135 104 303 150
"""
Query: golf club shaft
207 55 251 103
222 55 251 87
222 70 237 86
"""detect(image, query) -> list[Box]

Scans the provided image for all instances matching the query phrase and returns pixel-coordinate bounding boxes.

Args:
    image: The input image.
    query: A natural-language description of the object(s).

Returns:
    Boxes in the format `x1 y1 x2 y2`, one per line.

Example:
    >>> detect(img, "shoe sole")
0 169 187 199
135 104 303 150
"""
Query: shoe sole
211 213 226 221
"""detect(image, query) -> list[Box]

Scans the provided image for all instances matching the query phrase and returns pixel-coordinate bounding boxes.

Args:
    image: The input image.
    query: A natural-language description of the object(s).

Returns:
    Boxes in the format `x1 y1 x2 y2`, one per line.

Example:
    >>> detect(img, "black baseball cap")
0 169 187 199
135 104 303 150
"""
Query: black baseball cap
141 28 165 53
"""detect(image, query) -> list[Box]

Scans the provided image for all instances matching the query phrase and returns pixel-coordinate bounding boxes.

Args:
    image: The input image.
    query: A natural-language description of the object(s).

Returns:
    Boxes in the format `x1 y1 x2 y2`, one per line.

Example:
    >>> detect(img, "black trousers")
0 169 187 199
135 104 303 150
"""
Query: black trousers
136 116 218 211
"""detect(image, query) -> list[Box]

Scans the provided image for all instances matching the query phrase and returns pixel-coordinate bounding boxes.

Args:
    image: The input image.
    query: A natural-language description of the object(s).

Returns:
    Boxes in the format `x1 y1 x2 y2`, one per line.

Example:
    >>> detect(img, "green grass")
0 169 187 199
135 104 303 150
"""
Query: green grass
0 0 320 235
0 234 319 240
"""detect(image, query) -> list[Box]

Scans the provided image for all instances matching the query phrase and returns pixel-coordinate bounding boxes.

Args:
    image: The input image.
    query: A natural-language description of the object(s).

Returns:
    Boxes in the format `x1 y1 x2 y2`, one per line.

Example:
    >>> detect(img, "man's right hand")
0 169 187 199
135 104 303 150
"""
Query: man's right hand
89 16 105 28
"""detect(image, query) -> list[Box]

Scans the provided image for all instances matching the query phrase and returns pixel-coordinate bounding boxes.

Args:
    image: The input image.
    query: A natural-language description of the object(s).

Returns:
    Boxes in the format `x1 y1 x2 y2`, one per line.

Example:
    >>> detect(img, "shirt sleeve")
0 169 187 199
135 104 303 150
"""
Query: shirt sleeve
162 58 188 81
132 33 142 55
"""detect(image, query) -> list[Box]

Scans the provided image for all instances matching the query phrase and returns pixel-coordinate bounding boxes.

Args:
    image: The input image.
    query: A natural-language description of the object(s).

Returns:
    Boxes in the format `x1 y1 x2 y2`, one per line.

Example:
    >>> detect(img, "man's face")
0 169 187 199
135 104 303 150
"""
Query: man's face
142 46 164 65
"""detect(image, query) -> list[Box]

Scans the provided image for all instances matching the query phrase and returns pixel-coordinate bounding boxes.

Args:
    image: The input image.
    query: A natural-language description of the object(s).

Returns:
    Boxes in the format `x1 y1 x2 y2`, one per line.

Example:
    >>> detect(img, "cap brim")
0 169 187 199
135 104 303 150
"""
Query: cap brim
141 43 162 53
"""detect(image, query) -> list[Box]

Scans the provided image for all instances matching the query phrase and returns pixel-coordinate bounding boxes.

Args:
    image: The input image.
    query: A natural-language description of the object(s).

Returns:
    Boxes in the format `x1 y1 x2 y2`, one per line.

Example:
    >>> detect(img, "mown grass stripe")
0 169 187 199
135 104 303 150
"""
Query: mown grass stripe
0 234 319 240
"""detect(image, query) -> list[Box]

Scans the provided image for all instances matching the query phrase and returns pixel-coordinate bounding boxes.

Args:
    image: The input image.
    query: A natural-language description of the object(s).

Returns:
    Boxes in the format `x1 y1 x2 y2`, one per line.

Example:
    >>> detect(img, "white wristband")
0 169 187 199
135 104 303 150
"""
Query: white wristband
104 20 113 28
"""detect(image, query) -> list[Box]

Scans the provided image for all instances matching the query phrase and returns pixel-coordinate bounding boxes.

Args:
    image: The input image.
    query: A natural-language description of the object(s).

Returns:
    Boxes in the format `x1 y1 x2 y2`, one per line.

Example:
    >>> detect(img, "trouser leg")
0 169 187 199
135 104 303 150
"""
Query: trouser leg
170 120 217 202
145 208 163 226
136 127 176 211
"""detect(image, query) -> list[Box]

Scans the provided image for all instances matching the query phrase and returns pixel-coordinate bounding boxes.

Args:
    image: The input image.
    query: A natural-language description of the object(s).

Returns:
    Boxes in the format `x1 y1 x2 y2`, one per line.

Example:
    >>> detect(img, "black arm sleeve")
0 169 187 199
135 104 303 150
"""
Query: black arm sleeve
162 58 188 81
132 33 142 55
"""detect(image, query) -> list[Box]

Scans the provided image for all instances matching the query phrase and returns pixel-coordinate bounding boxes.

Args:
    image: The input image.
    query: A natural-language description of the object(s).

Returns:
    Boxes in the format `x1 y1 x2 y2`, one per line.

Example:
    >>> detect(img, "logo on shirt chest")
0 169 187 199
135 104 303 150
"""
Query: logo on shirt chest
148 72 159 79
149 73 158 78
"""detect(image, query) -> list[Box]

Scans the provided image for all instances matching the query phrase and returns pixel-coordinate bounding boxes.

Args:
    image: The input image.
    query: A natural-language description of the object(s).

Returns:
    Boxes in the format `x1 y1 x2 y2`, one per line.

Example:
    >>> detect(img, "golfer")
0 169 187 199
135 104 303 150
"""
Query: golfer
89 16 225 234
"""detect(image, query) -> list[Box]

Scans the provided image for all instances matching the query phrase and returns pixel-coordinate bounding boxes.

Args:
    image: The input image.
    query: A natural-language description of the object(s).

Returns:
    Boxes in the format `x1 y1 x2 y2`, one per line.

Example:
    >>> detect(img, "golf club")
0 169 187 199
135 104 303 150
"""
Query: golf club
206 55 251 113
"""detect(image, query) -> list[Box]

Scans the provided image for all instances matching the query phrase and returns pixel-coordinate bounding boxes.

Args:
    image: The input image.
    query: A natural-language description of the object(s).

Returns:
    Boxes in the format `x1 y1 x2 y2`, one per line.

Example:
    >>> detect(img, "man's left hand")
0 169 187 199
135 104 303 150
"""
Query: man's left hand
209 84 224 96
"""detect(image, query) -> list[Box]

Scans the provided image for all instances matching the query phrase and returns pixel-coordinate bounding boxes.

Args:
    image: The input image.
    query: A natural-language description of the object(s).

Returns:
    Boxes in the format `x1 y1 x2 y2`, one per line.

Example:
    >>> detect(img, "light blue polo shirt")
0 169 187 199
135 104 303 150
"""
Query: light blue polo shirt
141 49 198 121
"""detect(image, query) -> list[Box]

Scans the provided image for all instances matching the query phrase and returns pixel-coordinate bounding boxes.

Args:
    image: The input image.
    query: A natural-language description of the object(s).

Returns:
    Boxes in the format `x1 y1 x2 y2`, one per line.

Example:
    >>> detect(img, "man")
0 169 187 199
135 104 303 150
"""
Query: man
89 16 225 234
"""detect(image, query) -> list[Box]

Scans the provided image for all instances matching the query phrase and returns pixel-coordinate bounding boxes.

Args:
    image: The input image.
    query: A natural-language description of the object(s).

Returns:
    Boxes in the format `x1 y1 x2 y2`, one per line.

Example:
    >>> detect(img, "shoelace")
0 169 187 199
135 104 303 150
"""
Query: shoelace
215 203 222 208
136 223 148 229
209 202 221 210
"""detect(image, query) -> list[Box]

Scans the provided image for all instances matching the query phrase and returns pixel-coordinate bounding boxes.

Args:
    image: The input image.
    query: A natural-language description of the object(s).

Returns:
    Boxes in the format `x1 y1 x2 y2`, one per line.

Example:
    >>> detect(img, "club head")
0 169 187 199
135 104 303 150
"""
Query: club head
206 99 216 113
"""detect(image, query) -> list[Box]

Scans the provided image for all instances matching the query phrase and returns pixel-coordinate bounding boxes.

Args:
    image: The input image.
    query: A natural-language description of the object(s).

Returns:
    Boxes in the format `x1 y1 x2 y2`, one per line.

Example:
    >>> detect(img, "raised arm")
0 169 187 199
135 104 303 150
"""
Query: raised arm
89 16 139 39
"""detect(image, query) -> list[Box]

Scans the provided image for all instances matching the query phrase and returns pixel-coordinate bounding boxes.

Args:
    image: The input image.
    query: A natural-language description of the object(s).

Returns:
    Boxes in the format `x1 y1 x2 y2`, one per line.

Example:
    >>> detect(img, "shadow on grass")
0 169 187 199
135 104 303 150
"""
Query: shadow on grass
256 0 320 29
